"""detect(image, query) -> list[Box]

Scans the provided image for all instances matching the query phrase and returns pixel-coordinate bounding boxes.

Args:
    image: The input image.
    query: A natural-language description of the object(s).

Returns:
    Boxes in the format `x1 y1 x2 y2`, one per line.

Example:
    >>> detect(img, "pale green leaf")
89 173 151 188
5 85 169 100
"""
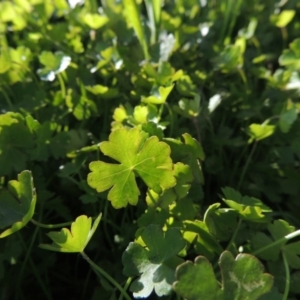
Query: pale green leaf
82 13 109 29
248 123 275 142
273 10 295 28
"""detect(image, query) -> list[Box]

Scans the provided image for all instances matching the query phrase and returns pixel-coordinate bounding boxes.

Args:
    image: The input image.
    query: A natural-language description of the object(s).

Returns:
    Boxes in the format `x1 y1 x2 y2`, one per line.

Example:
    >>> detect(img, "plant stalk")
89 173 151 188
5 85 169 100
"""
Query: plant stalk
81 252 132 300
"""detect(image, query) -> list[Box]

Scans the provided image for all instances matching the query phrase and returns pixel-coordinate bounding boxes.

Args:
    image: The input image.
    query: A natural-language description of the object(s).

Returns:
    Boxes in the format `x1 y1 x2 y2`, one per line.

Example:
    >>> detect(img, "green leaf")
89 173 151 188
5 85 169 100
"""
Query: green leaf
37 51 71 81
174 255 221 299
66 91 96 120
247 123 275 142
0 112 34 176
0 46 11 73
142 85 174 104
123 0 149 59
173 251 273 300
204 203 238 242
183 220 223 260
164 133 205 183
252 220 300 269
146 162 193 207
81 13 109 29
122 224 185 298
279 108 298 133
214 40 245 72
272 10 295 28
39 213 102 253
144 0 161 44
85 85 118 99
221 187 272 222
279 38 300 71
0 171 36 238
220 251 273 299
176 75 198 97
88 127 176 208
176 94 201 118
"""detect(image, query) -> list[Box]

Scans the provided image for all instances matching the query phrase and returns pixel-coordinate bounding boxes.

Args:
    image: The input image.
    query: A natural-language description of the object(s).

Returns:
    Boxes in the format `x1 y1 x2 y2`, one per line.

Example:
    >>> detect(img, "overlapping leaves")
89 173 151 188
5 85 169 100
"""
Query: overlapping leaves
122 224 185 298
173 251 273 300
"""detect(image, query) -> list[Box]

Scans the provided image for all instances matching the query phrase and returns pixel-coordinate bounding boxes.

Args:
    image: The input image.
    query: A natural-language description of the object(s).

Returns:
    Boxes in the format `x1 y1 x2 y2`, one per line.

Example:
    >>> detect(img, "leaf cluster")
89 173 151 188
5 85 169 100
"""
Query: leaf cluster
0 0 300 299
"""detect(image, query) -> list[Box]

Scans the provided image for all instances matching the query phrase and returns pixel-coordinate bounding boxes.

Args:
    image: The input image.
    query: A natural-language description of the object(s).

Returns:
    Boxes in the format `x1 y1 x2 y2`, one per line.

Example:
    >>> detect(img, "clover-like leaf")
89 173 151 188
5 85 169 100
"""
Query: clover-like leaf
141 85 174 104
174 255 221 299
81 13 109 29
221 187 272 222
247 123 275 143
39 213 102 253
173 251 273 300
220 251 273 299
37 51 71 81
88 127 176 208
0 171 36 238
122 224 185 298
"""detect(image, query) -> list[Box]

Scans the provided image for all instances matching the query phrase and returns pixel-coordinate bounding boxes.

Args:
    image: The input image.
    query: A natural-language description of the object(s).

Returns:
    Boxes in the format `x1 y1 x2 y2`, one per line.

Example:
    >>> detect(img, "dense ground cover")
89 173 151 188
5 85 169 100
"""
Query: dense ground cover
1 0 300 299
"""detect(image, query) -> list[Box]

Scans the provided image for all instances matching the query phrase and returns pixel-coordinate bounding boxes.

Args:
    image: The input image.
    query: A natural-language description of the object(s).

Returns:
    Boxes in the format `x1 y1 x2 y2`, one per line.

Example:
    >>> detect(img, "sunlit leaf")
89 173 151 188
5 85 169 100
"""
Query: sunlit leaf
0 171 36 238
37 51 71 81
173 251 273 300
39 213 102 253
248 123 275 143
88 127 176 208
122 224 185 298
221 187 272 222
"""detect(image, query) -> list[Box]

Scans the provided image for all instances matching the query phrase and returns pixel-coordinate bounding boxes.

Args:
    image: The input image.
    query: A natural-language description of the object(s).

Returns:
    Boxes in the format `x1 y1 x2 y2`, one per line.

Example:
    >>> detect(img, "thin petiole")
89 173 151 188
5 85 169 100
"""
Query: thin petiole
81 252 132 300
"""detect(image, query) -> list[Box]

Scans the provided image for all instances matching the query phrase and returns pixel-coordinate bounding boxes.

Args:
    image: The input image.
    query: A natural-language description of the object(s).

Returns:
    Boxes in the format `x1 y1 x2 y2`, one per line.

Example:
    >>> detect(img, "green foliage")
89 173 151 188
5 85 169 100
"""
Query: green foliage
39 214 101 253
0 171 36 238
37 51 71 81
174 251 273 300
221 187 272 222
122 224 185 297
0 0 300 299
88 127 176 208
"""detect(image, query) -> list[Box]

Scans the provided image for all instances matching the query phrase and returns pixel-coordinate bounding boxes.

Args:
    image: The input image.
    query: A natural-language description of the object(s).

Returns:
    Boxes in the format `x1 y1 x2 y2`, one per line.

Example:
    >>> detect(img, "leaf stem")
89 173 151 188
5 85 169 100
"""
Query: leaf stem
16 228 53 300
0 86 14 111
118 277 132 300
31 219 73 229
164 102 174 137
237 141 258 190
282 250 290 300
57 73 66 98
81 252 132 300
225 218 242 251
252 229 300 256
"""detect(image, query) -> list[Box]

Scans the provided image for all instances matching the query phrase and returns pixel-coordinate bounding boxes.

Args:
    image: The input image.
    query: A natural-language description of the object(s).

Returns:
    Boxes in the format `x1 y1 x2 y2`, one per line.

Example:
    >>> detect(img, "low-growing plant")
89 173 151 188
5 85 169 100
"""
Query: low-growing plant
0 0 300 299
